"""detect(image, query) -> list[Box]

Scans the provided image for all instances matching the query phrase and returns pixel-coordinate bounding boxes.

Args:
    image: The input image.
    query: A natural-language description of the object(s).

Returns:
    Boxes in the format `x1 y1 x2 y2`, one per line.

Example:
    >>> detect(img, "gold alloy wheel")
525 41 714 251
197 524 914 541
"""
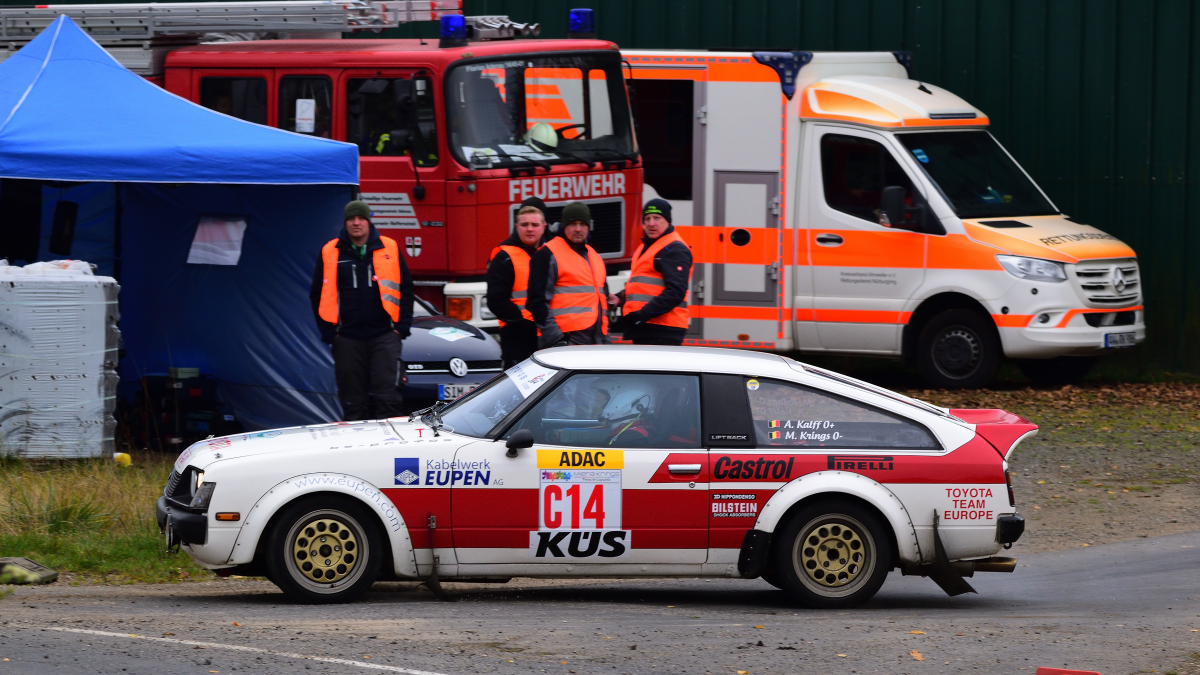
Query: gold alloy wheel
284 510 366 591
793 514 875 596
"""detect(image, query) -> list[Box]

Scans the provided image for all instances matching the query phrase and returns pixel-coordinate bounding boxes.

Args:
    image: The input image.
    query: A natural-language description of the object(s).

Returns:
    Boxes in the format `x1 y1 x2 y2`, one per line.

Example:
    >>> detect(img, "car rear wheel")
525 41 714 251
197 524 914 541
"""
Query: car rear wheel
773 499 891 609
916 308 1001 389
265 496 381 604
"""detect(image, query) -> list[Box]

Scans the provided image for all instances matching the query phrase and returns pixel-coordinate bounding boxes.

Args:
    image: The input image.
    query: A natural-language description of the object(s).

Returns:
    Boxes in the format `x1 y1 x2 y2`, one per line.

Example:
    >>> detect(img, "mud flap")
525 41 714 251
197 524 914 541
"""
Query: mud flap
925 512 976 596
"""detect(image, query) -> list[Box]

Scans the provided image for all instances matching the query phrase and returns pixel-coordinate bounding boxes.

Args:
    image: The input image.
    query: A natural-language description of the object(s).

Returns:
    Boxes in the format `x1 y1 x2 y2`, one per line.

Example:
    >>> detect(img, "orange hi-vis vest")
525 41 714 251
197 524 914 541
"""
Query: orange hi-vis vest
624 230 690 329
545 236 608 334
489 244 533 327
318 236 403 325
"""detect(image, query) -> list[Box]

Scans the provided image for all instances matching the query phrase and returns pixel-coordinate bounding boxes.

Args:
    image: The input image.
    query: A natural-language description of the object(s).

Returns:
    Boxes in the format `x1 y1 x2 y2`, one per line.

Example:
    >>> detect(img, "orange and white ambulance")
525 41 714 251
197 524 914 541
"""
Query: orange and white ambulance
455 49 1143 388
624 49 1143 387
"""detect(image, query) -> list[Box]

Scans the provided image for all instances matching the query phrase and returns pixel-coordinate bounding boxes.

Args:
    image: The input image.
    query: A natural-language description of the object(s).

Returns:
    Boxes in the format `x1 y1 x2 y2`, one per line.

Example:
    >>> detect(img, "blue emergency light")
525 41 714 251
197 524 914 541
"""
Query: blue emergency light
568 8 595 39
439 14 468 48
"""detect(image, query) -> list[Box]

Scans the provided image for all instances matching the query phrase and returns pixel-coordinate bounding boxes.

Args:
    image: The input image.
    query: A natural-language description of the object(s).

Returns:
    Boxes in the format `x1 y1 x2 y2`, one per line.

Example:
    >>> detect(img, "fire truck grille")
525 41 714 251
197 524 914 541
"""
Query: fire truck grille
543 198 624 255
1072 258 1140 306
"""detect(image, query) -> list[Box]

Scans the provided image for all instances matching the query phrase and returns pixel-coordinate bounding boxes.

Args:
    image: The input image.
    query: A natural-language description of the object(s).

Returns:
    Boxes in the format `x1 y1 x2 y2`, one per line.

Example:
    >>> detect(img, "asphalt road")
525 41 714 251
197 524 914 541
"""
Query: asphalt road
3 531 1199 675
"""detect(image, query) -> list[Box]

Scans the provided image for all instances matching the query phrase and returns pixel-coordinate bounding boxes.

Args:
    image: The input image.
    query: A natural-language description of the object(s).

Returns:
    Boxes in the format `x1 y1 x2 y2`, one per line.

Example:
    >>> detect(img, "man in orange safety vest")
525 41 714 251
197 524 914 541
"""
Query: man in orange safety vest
486 199 547 368
527 201 616 348
622 198 692 345
310 200 414 420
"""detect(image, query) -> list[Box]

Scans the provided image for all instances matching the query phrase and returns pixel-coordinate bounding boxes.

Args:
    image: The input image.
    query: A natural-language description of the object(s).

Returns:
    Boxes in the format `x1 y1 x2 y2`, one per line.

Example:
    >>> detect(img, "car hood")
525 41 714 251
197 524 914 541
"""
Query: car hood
406 315 500 361
963 215 1136 263
173 418 457 473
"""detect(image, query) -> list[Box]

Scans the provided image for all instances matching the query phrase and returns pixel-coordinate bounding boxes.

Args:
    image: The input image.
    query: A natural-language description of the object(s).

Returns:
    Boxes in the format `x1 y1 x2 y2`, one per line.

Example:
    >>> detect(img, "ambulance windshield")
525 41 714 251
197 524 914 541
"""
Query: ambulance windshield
446 51 635 169
898 131 1058 219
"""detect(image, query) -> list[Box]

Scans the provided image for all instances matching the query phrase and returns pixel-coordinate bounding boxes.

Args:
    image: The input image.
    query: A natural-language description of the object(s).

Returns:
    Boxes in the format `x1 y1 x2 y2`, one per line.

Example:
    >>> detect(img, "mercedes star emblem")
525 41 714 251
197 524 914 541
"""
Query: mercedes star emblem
449 357 469 378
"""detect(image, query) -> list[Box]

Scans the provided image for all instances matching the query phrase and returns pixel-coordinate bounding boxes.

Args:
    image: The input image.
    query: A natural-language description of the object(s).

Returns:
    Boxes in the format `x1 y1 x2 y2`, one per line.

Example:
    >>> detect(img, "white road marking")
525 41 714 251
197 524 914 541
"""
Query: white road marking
19 625 452 675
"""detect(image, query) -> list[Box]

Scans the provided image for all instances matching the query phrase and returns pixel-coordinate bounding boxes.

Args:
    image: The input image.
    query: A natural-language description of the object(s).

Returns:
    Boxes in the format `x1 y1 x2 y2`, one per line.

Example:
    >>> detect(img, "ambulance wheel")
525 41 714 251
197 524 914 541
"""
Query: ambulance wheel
774 500 891 609
1015 356 1095 386
917 308 1001 389
265 496 381 604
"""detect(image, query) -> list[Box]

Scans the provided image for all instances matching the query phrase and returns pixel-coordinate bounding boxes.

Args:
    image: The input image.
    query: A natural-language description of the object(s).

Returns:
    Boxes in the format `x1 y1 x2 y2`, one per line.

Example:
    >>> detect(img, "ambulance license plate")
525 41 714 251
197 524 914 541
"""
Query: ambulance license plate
438 383 477 400
1105 332 1136 348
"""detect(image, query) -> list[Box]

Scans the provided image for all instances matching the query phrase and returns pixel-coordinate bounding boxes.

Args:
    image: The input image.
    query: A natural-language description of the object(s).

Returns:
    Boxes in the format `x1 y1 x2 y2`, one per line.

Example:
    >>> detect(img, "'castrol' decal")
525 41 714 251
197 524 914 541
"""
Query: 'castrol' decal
944 487 995 521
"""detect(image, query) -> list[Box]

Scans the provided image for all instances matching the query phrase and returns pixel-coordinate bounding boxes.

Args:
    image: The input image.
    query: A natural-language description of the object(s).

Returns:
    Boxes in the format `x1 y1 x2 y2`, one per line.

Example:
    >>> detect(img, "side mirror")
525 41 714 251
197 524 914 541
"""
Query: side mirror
879 186 909 229
505 429 534 458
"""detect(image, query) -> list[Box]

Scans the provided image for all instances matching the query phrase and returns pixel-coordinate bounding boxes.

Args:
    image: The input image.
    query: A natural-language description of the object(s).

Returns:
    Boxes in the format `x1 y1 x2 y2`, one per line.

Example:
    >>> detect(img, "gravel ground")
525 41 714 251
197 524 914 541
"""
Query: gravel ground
898 382 1200 554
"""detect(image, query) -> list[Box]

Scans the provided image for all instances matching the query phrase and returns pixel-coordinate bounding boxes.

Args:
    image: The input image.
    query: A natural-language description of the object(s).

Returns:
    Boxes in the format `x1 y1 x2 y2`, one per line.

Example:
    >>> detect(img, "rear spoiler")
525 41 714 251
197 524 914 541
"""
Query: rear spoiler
950 409 1038 460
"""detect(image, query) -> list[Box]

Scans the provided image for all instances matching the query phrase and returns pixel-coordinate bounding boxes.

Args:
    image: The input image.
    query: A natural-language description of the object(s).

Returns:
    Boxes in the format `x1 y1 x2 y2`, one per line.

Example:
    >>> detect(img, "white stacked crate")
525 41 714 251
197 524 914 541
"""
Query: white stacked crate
0 260 120 458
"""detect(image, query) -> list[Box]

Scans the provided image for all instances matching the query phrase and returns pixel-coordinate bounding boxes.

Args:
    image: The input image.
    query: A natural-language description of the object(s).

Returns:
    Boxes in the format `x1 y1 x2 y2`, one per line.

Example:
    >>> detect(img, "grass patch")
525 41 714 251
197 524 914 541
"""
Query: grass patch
0 452 212 583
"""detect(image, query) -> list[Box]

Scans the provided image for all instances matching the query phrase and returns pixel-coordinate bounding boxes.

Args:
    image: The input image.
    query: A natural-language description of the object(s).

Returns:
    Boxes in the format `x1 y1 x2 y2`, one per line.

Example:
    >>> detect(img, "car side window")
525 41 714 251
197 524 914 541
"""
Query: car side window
820 133 917 223
745 377 939 449
509 373 701 449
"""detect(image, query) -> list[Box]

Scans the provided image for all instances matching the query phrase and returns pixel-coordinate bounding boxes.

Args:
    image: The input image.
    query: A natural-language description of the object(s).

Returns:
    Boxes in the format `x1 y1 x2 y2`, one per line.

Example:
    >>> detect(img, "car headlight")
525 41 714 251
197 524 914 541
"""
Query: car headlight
195 471 205 490
996 255 1067 283
190 482 216 510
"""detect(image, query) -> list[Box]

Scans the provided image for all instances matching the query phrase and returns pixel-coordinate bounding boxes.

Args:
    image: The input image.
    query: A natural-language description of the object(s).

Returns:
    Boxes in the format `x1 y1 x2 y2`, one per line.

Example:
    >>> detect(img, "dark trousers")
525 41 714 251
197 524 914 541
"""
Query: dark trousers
498 320 538 370
332 331 404 421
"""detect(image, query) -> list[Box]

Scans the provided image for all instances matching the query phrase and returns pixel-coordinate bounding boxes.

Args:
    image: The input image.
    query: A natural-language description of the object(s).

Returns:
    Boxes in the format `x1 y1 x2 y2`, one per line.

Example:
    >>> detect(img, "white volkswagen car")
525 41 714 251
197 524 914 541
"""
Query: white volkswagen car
157 346 1032 608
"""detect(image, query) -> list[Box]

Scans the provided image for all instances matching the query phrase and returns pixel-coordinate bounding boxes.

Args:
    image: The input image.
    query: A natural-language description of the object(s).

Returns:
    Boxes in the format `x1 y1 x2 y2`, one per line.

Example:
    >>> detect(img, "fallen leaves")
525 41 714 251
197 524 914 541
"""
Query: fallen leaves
737 671 749 674
232 622 241 627
909 630 926 634
754 625 765 629
910 649 925 661
837 654 847 657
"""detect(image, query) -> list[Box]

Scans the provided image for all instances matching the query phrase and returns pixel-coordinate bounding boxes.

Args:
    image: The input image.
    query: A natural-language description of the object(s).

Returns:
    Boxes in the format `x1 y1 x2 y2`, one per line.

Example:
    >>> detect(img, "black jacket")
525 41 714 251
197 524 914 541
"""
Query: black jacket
624 225 693 342
310 224 414 343
485 233 539 326
527 233 610 336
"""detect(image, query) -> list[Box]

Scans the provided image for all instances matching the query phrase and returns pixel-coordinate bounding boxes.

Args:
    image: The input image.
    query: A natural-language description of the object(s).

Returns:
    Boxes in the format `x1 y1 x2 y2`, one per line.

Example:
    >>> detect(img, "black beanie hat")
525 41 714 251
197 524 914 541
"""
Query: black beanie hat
520 196 547 213
643 198 672 224
561 201 592 228
344 200 372 222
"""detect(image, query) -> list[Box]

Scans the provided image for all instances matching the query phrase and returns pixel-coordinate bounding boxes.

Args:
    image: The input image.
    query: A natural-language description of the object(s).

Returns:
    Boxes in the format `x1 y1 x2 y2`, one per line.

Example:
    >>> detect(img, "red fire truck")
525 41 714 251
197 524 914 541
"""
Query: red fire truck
0 2 642 310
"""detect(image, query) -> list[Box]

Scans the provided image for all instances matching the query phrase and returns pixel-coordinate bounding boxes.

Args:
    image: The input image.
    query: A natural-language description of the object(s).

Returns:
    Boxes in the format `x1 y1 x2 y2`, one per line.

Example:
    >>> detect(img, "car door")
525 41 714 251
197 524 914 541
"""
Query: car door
453 371 708 568
804 125 928 353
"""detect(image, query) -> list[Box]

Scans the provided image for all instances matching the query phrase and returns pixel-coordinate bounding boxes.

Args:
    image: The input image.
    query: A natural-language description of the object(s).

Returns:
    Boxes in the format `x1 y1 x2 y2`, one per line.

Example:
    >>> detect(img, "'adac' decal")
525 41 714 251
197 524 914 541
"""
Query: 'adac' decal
537 449 624 469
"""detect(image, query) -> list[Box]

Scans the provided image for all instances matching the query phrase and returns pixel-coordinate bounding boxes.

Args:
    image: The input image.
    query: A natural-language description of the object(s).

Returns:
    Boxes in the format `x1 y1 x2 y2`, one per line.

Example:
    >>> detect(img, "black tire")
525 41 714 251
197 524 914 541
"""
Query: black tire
1015 356 1096 386
760 565 785 590
772 499 891 609
916 308 1001 389
264 496 382 604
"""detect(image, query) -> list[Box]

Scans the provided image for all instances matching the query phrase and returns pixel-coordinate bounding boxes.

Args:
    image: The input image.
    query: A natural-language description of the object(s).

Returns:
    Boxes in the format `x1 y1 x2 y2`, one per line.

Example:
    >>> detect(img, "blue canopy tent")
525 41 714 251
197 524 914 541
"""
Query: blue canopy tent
0 16 360 429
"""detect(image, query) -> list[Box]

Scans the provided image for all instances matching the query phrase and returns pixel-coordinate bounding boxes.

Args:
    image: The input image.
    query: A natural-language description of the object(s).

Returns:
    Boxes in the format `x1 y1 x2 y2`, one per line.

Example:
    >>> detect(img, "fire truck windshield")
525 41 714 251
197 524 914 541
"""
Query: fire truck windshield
446 51 635 169
897 130 1058 219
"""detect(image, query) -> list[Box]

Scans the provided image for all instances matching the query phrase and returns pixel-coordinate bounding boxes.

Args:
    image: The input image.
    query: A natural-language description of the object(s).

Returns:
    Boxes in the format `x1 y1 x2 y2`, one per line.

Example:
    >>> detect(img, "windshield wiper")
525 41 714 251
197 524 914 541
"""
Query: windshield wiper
490 149 552 172
588 148 639 164
411 400 449 436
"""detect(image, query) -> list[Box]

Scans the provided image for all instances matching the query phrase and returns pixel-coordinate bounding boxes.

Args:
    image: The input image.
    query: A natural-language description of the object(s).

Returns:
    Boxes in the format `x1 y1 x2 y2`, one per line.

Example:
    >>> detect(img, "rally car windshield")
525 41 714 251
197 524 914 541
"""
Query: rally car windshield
438 361 560 437
897 131 1058 219
446 51 636 169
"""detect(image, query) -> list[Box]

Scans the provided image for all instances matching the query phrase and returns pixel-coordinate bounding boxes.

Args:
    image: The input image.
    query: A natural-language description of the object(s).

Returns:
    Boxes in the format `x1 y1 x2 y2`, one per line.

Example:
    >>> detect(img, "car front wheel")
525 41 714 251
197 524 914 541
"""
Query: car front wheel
773 499 891 609
265 496 382 604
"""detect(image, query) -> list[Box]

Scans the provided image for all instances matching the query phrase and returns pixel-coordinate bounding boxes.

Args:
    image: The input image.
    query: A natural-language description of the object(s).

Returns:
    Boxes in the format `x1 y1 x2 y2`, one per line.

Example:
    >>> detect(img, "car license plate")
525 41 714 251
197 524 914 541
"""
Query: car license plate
1105 332 1136 348
438 383 477 400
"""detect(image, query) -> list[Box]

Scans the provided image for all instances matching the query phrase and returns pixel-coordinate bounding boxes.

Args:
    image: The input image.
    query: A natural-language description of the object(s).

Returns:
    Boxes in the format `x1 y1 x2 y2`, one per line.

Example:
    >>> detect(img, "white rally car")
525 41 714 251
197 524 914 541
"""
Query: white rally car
157 346 1033 608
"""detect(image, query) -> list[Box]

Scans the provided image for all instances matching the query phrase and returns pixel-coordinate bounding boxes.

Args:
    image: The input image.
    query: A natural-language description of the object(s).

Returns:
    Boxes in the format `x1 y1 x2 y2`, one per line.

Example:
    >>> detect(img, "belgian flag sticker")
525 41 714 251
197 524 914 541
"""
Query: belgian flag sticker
769 420 781 428
768 431 781 439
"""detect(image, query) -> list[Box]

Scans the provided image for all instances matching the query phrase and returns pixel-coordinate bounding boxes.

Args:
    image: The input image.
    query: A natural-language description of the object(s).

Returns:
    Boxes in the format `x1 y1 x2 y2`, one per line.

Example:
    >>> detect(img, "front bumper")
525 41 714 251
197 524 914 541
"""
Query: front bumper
999 316 1145 358
156 495 208 546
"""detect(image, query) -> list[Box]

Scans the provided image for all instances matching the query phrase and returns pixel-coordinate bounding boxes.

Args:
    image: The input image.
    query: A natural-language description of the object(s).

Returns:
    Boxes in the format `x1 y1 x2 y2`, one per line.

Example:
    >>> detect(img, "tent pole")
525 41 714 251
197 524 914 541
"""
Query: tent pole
113 182 123 281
